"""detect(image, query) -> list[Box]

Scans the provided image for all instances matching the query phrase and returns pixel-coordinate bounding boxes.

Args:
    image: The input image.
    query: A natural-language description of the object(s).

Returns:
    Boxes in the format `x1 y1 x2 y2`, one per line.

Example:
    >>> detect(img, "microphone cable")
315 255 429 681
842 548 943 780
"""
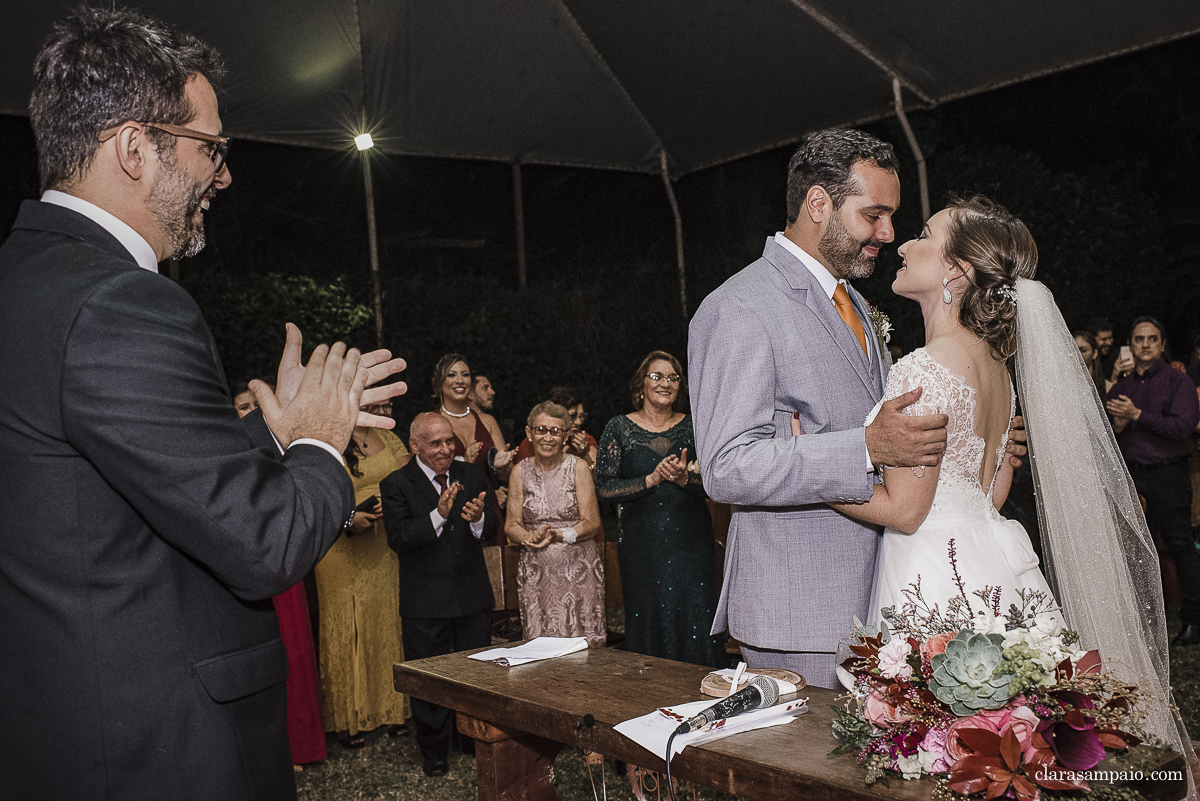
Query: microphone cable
664 730 680 801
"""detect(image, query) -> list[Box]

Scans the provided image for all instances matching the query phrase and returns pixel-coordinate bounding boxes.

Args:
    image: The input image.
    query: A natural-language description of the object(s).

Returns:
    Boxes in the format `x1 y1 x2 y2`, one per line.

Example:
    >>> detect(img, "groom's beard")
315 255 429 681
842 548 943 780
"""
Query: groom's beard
819 209 882 280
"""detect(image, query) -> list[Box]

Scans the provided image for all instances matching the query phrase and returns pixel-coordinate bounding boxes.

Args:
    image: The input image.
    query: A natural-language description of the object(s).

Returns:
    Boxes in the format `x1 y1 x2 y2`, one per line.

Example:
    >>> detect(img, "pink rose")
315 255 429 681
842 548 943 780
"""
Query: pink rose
945 706 1042 766
918 726 951 773
863 689 910 726
877 638 914 680
920 632 955 660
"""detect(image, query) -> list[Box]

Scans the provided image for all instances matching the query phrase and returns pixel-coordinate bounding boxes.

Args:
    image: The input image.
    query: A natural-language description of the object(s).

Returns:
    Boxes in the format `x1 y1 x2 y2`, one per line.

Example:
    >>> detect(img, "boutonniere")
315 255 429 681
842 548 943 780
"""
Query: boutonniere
866 302 891 348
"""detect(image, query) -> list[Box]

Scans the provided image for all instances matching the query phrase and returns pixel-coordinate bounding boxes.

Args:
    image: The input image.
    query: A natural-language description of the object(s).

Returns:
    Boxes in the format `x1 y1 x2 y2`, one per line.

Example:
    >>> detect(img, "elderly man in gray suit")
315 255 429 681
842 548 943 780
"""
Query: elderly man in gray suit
689 129 948 689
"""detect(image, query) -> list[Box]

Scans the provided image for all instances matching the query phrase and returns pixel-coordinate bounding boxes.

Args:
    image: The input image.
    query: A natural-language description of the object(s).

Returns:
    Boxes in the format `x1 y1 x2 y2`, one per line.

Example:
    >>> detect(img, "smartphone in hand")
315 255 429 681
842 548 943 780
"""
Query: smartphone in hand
353 495 381 514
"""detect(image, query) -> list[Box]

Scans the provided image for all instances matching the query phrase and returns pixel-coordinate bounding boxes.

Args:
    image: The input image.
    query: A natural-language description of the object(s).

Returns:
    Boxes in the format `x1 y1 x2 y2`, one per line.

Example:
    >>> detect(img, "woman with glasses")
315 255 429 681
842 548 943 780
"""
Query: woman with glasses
506 402 606 645
511 386 598 468
313 399 412 749
595 351 725 667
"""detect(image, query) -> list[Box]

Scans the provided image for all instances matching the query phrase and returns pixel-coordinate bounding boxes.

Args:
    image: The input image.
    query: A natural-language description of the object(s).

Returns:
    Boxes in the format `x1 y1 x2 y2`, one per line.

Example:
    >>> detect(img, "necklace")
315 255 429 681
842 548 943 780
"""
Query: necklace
441 405 471 419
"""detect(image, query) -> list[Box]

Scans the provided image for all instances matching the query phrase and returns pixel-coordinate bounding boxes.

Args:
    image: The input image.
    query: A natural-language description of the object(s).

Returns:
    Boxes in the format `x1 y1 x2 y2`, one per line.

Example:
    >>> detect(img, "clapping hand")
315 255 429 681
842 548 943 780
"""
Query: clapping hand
493 445 515 469
1106 395 1140 424
437 481 462 519
460 491 487 523
649 449 689 487
464 441 483 464
523 526 554 550
271 323 408 431
254 340 366 451
568 430 588 453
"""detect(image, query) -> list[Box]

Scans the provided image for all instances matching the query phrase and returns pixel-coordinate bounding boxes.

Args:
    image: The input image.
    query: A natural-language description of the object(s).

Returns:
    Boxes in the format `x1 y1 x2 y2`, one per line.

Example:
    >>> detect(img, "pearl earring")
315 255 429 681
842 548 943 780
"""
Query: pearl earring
942 277 952 305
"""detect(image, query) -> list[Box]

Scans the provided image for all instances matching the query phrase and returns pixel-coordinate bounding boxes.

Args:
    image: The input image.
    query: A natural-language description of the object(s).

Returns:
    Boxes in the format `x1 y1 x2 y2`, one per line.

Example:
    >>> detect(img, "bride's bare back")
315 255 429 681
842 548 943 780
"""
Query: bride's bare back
924 335 1012 493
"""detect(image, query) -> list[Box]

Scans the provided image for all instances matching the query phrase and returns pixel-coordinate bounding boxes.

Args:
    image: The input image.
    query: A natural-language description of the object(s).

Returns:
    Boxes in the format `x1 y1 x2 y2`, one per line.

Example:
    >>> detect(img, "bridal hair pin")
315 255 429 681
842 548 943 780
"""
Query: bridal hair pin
993 284 1018 304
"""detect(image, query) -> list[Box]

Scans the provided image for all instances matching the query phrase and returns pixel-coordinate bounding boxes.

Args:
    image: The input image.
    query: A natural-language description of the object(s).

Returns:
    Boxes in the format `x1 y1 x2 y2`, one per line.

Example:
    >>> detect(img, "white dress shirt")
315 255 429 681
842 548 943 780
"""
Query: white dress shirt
774 232 876 471
415 456 486 539
40 191 344 466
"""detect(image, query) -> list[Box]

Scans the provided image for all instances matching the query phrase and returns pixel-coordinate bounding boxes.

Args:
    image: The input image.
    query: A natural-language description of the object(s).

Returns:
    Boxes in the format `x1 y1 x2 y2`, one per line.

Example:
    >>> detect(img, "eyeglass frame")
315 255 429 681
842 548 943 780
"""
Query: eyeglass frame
98 121 230 173
645 372 682 384
531 425 565 439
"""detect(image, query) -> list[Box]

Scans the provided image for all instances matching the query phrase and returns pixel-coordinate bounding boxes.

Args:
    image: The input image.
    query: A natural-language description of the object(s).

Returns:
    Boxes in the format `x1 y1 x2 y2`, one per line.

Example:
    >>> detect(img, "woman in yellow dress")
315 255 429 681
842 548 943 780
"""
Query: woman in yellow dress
315 400 412 748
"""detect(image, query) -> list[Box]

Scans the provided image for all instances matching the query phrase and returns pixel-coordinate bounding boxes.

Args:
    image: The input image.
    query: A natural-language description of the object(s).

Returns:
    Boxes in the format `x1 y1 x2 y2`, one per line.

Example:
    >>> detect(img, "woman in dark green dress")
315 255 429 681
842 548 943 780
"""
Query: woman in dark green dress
595 351 725 667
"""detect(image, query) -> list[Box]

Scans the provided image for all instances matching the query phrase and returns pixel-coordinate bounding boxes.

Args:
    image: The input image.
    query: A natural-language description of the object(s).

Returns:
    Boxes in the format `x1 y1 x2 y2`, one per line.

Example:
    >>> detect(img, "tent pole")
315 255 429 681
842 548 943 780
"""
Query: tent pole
513 162 527 291
659 150 687 319
892 76 930 222
361 141 384 349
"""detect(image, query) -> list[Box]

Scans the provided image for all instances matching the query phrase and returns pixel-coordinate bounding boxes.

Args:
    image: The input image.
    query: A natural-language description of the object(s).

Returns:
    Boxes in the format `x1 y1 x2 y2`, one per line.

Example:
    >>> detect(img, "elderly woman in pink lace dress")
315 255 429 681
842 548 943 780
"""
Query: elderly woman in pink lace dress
505 401 606 646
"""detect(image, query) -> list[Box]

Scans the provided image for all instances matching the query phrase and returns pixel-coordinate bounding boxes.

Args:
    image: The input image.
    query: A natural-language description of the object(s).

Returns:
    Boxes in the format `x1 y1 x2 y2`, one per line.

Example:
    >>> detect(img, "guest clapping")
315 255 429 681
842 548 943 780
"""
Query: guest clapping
506 402 606 646
433 353 508 467
513 386 599 468
316 399 412 747
594 351 725 667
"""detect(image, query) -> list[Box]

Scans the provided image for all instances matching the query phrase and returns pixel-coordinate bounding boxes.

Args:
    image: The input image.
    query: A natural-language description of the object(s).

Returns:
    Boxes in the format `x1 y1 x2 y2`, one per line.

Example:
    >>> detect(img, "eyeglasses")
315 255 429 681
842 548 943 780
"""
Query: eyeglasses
569 410 588 422
98 121 230 173
532 426 564 438
646 372 681 384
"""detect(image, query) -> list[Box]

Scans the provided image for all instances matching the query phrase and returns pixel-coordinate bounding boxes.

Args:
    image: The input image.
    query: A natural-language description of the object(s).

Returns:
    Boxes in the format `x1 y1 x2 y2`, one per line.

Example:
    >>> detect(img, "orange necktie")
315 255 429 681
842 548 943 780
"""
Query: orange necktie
832 283 868 356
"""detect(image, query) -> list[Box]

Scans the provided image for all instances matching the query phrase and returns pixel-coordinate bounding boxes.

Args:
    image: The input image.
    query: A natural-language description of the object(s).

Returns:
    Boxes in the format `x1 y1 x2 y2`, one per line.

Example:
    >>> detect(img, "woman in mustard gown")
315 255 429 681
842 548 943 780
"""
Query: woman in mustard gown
315 400 412 747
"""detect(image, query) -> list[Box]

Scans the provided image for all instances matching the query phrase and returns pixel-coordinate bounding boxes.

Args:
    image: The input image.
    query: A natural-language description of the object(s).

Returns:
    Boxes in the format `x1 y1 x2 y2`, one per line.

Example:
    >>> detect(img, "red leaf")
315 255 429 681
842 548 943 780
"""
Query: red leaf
1000 728 1023 771
985 779 1011 799
1097 732 1130 750
957 727 1002 754
1075 650 1102 675
1011 774 1041 801
984 765 1015 781
1031 732 1051 751
1054 656 1074 681
949 757 1004 783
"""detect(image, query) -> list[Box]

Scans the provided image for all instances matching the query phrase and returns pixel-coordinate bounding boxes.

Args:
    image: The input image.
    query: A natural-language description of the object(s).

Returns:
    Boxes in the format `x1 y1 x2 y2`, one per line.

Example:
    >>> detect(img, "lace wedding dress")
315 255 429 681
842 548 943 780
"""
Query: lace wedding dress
865 348 1057 621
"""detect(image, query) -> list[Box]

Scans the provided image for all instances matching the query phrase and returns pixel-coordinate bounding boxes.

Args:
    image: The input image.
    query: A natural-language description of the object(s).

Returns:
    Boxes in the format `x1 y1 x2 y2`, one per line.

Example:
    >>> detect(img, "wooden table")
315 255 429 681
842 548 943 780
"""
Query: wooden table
393 645 1186 801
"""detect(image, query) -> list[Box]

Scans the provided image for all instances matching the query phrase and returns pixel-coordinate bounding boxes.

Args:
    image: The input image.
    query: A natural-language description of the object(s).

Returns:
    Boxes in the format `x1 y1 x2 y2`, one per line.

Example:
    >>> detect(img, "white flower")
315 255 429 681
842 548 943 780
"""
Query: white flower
896 753 923 780
877 637 913 679
972 613 1007 636
917 747 942 774
1029 615 1063 640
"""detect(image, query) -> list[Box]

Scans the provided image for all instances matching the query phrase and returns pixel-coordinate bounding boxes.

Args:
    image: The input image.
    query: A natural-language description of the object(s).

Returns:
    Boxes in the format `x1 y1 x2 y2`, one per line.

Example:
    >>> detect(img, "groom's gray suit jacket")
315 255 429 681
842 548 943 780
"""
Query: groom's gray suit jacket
689 237 891 653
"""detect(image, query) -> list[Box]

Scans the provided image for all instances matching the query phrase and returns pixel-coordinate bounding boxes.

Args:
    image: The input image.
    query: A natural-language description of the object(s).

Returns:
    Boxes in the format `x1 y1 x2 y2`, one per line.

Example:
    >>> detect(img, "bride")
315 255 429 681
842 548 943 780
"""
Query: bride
827 195 1194 773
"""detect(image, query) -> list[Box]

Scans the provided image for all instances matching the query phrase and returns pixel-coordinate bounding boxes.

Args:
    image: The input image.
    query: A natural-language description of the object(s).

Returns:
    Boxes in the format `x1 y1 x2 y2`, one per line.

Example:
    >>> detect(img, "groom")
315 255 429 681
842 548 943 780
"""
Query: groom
689 128 948 688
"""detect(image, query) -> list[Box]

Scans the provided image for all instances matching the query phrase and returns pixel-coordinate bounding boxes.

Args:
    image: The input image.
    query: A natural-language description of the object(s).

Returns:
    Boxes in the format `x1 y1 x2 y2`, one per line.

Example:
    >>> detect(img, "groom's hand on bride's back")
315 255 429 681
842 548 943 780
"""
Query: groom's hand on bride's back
1004 415 1027 468
865 387 948 468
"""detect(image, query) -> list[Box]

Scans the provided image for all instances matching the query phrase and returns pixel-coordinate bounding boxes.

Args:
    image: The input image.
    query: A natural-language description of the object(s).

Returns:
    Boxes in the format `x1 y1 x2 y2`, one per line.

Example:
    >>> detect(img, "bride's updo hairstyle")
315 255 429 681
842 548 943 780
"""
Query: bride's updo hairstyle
941 195 1038 361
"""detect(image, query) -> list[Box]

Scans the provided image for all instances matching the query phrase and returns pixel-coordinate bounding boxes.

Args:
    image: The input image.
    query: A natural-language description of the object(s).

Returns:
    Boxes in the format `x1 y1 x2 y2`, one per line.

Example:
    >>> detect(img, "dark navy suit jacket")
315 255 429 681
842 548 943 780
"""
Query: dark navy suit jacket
0 201 353 800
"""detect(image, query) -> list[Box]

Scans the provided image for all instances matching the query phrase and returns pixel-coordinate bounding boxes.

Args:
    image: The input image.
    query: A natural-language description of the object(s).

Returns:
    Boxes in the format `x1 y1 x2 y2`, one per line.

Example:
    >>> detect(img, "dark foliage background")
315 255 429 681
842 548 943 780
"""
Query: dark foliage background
2 35 1198 440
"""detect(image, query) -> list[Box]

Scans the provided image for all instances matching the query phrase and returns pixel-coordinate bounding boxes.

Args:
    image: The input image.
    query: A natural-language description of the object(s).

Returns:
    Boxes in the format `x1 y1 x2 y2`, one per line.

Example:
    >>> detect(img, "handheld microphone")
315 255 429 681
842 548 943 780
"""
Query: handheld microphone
673 675 780 734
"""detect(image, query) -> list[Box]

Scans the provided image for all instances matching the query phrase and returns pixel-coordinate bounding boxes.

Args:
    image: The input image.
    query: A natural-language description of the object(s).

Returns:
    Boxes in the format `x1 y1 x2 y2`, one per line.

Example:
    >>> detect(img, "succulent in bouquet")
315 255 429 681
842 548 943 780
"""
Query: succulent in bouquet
830 540 1151 798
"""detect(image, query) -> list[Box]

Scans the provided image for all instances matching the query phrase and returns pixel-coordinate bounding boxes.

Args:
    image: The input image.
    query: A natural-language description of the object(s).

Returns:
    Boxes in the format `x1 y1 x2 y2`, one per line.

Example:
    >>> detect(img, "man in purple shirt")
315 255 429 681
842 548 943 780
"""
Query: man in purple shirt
1107 316 1200 646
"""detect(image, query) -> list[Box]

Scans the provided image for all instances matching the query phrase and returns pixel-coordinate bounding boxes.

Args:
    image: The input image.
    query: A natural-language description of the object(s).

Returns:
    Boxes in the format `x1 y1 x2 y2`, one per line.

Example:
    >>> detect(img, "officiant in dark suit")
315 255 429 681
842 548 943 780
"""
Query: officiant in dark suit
382 412 496 777
0 9 404 800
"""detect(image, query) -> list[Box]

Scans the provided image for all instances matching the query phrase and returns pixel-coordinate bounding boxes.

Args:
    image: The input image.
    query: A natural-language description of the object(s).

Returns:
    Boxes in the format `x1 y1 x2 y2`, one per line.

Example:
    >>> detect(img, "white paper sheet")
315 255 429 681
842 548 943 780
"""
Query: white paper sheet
614 696 809 760
467 636 588 667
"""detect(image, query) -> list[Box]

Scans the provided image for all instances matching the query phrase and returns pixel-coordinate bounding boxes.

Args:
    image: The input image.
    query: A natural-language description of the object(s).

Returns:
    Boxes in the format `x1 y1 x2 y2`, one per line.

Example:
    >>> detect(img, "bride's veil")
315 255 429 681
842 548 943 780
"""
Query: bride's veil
1014 278 1196 785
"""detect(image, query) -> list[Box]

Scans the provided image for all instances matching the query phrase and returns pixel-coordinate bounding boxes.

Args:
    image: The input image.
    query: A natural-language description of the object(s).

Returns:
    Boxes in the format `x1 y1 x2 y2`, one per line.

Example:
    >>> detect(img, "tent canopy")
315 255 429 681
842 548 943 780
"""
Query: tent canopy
3 1 1199 177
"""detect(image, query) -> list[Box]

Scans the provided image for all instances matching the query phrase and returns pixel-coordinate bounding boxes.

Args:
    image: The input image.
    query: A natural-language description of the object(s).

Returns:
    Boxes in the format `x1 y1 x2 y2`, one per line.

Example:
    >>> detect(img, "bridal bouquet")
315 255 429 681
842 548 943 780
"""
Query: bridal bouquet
831 548 1152 799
